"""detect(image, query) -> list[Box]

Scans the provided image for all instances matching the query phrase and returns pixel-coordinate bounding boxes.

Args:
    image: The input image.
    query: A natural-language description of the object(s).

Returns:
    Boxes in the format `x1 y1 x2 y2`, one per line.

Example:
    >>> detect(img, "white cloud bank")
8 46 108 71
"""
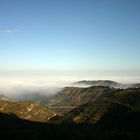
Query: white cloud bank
0 75 139 100
0 77 70 100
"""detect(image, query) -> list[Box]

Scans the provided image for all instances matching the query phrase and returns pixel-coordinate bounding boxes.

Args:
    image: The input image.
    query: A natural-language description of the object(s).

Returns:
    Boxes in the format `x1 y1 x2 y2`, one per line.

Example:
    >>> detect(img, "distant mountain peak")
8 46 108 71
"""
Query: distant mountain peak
74 80 140 89
0 94 11 101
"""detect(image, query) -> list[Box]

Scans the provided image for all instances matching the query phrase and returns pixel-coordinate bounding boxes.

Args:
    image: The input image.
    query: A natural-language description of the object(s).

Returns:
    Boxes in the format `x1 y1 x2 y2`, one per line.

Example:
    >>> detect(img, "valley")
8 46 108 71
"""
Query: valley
0 80 139 140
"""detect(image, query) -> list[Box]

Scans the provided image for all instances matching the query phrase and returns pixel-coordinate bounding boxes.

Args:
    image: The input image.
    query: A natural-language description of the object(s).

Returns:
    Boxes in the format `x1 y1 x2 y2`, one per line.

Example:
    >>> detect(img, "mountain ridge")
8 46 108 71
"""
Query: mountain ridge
75 80 140 89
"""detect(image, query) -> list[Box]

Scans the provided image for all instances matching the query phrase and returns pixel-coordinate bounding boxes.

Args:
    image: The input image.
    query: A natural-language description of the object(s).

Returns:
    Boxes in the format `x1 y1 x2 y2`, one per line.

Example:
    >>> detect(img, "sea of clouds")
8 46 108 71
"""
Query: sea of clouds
0 75 139 100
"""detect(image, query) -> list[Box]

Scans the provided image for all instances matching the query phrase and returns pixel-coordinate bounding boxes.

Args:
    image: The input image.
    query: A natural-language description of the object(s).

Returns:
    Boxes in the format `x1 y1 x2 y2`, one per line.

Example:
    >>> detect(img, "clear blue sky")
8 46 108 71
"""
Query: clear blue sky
0 0 140 79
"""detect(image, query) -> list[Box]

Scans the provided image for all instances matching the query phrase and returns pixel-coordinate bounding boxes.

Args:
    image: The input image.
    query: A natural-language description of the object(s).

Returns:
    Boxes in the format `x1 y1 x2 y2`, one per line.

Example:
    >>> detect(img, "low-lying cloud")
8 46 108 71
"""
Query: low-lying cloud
0 75 139 101
0 77 73 101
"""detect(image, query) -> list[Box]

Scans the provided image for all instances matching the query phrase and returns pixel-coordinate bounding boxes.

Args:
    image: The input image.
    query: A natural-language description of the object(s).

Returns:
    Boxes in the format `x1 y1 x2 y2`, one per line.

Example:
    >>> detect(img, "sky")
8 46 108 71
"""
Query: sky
0 0 140 83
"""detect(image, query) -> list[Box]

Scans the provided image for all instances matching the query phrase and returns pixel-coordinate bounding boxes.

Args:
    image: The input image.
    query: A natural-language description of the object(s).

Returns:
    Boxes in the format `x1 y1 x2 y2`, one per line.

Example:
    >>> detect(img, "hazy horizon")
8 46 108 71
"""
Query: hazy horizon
0 0 140 92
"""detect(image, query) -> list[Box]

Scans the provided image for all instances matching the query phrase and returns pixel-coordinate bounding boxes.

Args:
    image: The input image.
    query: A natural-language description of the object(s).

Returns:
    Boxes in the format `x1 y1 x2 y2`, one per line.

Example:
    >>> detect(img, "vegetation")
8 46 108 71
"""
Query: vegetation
0 85 139 140
0 100 56 122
